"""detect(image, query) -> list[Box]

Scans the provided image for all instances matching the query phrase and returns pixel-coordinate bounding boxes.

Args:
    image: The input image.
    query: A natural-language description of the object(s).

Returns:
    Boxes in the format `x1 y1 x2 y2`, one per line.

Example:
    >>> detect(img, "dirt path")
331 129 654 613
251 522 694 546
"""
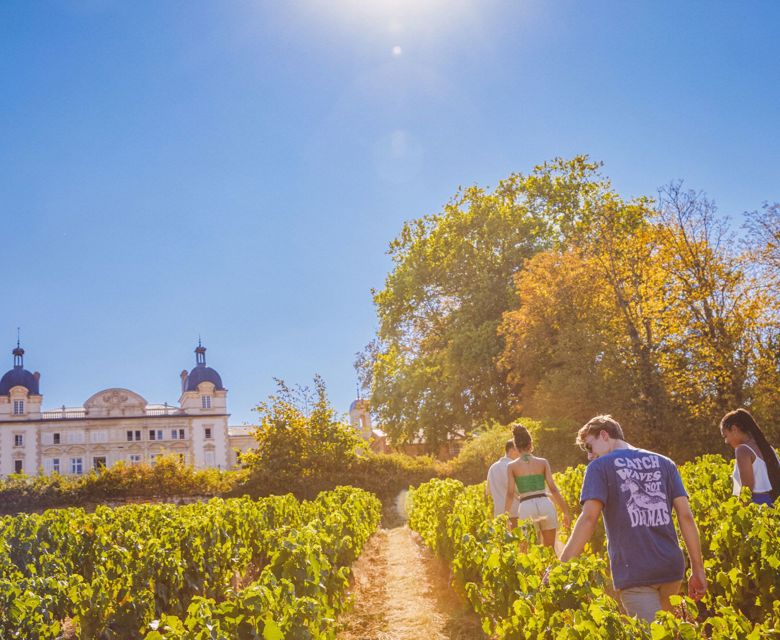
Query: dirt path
336 499 485 640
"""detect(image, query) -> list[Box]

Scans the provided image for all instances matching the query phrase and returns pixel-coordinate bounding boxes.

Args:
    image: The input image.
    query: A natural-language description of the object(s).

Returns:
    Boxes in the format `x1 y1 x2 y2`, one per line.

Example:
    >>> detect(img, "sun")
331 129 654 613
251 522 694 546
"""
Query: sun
298 0 476 49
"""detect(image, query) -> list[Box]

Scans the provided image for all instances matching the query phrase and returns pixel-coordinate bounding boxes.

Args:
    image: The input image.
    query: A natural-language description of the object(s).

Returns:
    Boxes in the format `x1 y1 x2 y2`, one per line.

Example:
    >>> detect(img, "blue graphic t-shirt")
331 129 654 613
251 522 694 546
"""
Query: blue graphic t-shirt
580 447 687 590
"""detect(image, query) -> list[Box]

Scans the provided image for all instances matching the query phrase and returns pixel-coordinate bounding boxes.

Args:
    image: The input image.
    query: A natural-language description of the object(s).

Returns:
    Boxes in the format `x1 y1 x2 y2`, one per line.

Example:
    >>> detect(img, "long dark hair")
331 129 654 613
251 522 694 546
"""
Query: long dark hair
720 408 780 501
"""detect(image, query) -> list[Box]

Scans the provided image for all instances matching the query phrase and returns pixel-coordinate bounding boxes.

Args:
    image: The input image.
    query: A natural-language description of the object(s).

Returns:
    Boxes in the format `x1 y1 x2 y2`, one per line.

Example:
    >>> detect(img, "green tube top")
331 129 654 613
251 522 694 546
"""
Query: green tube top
515 473 545 493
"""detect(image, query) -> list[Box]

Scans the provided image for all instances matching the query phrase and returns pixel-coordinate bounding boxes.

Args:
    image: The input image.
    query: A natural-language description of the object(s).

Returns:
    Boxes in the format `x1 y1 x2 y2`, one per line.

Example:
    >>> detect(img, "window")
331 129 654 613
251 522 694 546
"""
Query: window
134 430 141 441
150 454 161 465
65 431 85 444
128 454 142 465
171 428 186 440
149 429 155 441
201 396 211 409
14 460 23 474
149 429 163 441
13 400 24 415
204 450 215 467
13 434 24 448
127 430 134 442
93 457 107 470
70 458 83 475
53 433 61 445
204 427 212 440
52 458 60 473
90 430 108 443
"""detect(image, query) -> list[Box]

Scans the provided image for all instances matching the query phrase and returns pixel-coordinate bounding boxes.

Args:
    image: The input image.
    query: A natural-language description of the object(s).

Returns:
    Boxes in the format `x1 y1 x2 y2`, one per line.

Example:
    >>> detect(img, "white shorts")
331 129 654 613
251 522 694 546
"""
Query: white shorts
517 495 558 531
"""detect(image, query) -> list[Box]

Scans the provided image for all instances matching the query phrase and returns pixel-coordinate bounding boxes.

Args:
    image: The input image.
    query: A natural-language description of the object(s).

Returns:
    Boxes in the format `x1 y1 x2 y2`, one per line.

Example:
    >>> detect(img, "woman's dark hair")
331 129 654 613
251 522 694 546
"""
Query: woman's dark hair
512 423 532 451
721 408 780 501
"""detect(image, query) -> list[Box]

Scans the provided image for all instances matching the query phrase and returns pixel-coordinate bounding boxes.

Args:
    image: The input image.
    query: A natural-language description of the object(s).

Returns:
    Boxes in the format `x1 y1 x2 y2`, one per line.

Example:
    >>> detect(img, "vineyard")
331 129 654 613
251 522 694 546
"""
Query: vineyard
409 455 780 639
0 486 380 640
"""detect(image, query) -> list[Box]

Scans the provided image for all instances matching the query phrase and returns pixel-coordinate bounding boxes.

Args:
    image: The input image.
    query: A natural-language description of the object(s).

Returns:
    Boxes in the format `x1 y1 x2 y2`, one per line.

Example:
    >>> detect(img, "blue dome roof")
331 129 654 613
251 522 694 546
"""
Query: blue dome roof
350 398 368 412
0 366 39 395
184 364 224 392
183 342 224 392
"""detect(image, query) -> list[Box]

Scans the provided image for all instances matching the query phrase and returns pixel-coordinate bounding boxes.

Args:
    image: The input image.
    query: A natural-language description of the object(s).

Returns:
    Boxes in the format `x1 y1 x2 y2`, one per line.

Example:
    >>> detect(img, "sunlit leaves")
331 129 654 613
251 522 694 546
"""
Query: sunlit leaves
409 457 779 639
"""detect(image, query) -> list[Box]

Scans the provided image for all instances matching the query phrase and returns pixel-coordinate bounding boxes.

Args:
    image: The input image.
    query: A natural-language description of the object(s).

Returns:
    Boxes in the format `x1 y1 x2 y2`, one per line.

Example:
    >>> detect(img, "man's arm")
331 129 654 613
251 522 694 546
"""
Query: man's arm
672 496 707 600
559 499 603 562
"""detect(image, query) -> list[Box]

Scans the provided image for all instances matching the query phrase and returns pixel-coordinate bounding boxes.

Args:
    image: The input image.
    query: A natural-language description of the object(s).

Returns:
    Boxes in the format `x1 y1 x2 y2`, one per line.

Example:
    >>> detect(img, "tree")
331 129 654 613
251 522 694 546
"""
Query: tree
569 196 672 430
500 181 779 455
498 249 636 426
651 184 763 427
745 202 780 284
361 156 610 447
742 201 780 434
241 376 365 497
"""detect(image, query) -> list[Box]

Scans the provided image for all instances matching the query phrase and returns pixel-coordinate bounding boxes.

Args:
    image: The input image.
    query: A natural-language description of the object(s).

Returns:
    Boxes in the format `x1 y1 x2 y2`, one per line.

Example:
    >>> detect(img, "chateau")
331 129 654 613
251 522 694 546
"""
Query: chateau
0 341 251 477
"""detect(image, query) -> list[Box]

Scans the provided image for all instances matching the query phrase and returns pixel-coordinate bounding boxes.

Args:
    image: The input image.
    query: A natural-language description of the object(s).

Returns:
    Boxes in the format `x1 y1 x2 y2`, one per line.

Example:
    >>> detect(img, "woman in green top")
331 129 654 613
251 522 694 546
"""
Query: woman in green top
504 423 571 549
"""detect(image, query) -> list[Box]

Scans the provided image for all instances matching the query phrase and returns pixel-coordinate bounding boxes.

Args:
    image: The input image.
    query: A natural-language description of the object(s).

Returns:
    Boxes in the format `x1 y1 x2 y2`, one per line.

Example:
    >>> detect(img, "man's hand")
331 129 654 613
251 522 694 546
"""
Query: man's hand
688 567 707 600
673 496 707 602
541 565 552 587
559 500 602 563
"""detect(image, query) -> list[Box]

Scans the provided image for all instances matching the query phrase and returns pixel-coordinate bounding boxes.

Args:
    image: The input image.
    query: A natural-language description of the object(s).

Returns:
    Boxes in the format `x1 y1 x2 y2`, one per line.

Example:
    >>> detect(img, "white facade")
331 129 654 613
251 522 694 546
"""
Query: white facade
348 397 387 453
0 343 238 477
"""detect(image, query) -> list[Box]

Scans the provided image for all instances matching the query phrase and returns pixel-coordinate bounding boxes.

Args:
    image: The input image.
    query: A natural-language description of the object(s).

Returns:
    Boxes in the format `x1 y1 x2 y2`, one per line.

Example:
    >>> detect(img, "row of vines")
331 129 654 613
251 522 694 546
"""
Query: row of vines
0 486 381 640
409 455 779 639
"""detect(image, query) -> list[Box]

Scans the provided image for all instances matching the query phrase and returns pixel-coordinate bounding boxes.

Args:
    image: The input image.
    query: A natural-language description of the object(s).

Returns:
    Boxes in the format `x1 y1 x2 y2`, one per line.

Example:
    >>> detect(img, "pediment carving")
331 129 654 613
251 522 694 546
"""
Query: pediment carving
84 388 148 417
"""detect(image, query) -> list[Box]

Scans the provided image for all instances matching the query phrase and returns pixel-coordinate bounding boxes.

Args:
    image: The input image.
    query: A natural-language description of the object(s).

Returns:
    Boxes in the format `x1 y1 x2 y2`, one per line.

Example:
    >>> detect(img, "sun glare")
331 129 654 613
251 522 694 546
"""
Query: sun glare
300 0 476 49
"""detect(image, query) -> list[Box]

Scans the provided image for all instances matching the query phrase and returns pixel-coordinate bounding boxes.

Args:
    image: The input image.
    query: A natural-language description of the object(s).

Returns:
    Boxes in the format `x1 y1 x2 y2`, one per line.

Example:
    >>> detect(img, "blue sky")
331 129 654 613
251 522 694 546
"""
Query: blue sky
2 1 778 425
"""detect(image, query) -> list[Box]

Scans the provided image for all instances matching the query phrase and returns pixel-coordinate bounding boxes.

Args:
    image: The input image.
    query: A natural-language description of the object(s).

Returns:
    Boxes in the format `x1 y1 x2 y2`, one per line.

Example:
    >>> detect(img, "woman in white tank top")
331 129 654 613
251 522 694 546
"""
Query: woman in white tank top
720 409 780 505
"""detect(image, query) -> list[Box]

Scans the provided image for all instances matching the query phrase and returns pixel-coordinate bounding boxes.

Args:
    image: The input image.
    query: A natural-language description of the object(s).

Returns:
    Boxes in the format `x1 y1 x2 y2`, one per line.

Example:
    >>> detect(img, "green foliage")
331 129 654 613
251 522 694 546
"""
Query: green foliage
240 377 366 499
0 487 381 639
409 455 779 639
0 456 240 515
332 451 439 499
440 423 516 485
361 156 608 447
236 377 442 500
361 155 780 457
439 417 585 487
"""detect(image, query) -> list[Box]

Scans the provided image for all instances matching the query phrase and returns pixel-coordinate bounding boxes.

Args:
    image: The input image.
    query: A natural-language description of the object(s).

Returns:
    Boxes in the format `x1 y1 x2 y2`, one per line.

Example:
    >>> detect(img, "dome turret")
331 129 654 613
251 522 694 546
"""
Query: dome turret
183 340 224 392
0 342 40 395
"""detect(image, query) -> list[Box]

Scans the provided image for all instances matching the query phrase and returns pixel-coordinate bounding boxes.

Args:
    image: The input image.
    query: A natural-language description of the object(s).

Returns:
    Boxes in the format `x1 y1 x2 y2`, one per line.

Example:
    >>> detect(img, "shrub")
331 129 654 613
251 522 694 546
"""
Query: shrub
440 417 583 483
238 376 368 499
0 457 241 515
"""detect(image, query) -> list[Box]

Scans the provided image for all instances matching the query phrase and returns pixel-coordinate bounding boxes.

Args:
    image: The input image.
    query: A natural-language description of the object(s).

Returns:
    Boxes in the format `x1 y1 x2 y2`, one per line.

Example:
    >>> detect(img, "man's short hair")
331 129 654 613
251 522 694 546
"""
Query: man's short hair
576 414 625 447
505 438 516 454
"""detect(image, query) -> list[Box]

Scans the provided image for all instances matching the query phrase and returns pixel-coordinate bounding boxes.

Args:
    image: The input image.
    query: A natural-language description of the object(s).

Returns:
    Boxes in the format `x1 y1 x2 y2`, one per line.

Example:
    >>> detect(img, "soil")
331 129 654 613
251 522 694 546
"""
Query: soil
336 493 486 640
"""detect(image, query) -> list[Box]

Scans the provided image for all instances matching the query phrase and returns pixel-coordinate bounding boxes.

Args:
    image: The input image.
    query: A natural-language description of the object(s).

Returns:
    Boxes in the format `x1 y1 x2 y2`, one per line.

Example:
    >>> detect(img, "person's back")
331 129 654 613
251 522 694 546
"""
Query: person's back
559 414 706 623
487 439 519 518
508 454 548 497
505 425 571 547
582 447 686 589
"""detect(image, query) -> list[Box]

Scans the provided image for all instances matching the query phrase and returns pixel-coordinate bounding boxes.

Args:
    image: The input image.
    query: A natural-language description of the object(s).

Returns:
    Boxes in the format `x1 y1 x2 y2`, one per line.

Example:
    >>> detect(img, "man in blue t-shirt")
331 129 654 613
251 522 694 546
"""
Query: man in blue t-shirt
559 415 707 622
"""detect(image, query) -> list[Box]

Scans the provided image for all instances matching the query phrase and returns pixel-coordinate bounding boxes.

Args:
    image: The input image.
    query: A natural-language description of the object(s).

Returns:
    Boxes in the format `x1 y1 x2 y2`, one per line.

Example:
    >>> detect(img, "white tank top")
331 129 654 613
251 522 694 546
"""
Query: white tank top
731 443 774 495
